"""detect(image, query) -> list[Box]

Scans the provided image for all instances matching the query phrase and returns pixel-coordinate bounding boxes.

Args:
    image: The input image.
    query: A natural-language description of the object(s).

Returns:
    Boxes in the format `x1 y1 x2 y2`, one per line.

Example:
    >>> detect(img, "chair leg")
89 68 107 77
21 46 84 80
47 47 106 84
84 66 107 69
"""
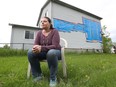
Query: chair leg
62 60 67 78
27 63 31 79
61 47 67 78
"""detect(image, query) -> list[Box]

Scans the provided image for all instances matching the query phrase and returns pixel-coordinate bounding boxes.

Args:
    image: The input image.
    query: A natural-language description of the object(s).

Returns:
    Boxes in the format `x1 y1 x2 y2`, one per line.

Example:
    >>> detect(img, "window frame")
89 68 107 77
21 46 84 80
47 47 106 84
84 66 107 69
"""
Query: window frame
24 30 34 39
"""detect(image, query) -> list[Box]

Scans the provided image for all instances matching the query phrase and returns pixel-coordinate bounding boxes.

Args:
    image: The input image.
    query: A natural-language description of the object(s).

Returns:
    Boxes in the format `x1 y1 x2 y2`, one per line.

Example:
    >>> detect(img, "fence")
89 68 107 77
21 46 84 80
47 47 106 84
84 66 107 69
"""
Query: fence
0 43 103 53
0 43 34 50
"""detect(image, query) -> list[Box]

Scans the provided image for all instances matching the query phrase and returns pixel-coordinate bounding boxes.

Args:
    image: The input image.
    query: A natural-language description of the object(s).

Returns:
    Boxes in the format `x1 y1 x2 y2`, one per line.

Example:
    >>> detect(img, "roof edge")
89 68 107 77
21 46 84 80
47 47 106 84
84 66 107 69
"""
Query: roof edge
9 23 41 29
36 0 50 26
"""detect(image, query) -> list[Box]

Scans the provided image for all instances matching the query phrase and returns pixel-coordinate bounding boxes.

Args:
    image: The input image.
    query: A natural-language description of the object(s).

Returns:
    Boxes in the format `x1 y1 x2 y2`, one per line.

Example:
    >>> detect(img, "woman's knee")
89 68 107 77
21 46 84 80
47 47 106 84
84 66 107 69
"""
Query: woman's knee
47 49 57 57
27 49 35 60
47 49 61 59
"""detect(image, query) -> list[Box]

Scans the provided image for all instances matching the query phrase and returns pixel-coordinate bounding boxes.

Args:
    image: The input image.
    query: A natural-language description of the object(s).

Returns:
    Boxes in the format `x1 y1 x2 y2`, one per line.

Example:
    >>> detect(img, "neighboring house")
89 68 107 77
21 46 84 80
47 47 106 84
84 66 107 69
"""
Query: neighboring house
10 0 103 51
9 23 41 50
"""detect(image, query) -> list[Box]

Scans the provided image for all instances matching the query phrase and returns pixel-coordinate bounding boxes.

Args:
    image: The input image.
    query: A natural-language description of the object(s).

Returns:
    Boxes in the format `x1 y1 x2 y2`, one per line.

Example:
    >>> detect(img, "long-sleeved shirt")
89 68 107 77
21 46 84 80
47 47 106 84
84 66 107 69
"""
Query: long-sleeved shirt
34 29 61 52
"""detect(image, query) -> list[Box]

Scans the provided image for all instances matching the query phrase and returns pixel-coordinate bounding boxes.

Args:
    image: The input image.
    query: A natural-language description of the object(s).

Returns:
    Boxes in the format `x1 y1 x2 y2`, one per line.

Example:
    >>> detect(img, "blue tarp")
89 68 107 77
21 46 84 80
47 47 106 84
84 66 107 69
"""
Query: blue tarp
83 18 102 42
53 19 84 32
53 18 102 42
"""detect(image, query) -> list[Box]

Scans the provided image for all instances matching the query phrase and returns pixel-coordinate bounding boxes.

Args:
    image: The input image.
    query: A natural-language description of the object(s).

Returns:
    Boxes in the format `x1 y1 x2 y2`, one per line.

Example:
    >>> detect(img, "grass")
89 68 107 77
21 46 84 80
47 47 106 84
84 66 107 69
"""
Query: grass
0 53 116 87
0 48 27 57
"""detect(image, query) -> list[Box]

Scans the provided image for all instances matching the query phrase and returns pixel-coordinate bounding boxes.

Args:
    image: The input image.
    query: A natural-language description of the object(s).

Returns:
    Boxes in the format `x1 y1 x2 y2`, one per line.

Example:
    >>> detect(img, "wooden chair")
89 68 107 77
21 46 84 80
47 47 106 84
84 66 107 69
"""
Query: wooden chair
27 38 67 79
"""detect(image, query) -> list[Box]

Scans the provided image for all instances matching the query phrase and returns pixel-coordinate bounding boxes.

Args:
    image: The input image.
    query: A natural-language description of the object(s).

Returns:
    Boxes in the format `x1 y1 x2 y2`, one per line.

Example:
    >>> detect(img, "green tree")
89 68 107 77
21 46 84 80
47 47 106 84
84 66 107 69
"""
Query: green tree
102 25 112 53
3 44 10 49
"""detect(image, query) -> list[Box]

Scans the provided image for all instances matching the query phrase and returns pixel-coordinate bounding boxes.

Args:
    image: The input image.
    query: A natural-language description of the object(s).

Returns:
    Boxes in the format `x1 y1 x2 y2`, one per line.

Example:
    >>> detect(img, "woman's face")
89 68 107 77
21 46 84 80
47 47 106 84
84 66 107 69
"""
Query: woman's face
40 17 50 29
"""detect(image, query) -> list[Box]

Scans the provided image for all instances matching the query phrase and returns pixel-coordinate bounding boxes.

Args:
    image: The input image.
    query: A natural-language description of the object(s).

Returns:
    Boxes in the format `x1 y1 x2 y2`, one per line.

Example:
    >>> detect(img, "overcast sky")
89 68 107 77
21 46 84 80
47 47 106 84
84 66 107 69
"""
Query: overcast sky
0 0 116 43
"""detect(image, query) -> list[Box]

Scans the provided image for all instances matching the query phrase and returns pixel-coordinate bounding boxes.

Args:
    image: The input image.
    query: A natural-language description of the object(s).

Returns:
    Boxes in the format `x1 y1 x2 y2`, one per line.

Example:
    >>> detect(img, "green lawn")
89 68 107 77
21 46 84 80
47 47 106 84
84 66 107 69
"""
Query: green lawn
0 53 116 87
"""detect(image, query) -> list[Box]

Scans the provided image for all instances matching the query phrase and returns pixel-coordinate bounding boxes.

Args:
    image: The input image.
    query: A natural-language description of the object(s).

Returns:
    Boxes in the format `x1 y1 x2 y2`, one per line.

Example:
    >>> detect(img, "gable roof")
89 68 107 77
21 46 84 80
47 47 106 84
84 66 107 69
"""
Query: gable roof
36 0 102 26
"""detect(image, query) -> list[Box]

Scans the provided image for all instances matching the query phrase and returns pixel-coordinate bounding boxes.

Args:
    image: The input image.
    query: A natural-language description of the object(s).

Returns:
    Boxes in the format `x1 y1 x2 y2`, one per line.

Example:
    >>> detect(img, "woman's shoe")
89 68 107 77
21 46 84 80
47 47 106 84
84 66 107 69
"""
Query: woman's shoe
33 75 43 82
49 78 57 87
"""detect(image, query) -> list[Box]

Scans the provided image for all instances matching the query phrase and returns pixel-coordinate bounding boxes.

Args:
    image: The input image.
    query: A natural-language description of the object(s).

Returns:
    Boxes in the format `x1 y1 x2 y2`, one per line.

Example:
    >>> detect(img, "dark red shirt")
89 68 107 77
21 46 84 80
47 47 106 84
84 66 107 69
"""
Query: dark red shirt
34 29 61 52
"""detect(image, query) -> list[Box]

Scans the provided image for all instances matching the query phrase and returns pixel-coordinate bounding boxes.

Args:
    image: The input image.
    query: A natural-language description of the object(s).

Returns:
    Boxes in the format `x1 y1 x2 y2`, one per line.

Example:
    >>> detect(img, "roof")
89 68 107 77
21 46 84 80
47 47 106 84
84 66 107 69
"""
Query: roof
36 0 102 26
9 23 41 30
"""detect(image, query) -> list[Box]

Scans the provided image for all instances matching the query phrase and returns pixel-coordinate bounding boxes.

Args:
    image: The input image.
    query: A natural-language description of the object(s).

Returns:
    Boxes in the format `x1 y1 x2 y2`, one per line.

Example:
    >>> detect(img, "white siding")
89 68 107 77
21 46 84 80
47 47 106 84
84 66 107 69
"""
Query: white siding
59 32 102 49
10 27 39 50
51 2 102 50
38 2 52 27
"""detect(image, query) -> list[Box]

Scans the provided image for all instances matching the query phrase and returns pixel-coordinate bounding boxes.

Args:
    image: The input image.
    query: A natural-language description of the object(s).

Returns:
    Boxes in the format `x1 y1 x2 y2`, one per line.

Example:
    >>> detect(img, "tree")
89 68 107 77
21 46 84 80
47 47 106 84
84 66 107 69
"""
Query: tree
3 44 10 49
102 25 112 53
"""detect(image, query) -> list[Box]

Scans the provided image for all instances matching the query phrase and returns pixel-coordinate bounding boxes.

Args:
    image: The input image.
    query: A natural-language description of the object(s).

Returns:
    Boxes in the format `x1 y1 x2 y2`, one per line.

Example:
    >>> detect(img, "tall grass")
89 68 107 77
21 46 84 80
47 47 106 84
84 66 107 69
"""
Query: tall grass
66 53 116 87
0 48 27 57
0 52 116 87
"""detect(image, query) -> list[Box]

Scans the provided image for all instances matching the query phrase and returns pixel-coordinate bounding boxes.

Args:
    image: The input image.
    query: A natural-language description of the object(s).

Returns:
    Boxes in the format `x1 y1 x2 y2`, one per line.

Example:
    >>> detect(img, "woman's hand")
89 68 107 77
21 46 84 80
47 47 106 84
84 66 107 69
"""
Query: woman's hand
32 45 41 53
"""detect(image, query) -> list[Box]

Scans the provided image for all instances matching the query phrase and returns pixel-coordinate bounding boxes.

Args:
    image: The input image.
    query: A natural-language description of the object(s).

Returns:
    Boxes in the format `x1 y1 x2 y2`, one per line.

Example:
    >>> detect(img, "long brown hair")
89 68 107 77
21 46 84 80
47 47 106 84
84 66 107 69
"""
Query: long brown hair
44 17 54 29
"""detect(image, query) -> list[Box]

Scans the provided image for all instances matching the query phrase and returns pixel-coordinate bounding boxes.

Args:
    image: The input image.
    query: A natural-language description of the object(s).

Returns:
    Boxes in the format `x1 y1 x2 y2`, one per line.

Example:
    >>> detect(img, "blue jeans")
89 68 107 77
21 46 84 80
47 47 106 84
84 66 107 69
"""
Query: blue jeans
27 49 61 80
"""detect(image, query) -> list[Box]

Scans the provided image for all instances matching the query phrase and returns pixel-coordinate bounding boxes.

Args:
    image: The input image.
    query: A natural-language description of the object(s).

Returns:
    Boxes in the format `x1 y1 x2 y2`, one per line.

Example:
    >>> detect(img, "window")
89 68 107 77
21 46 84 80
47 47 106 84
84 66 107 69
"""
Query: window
25 31 34 39
45 10 48 17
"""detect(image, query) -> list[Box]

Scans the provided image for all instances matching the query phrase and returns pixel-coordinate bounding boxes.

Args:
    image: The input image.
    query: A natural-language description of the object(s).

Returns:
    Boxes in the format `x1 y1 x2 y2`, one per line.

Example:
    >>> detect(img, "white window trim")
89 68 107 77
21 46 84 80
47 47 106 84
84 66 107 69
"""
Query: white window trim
24 30 34 40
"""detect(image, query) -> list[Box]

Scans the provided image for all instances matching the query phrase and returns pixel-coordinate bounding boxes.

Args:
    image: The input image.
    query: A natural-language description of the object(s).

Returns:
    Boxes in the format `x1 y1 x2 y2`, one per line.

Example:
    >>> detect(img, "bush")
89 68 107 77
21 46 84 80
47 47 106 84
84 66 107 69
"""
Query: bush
3 44 10 49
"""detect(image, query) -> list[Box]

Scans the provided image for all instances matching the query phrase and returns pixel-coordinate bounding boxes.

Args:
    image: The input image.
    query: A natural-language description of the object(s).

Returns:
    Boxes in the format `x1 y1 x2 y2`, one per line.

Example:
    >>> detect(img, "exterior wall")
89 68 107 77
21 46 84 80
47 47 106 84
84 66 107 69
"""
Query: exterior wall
51 2 102 50
59 32 102 49
10 26 39 50
38 2 52 27
52 3 100 23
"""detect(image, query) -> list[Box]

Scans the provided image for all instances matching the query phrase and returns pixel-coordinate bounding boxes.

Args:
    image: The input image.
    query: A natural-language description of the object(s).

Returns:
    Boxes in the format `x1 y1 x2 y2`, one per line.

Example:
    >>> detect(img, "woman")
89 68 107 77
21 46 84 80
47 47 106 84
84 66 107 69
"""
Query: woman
27 17 61 87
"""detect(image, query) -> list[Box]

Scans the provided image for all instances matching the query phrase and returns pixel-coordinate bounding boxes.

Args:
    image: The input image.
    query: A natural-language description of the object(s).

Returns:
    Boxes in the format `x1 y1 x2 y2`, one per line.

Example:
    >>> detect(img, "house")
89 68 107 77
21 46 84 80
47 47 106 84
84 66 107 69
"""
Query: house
9 23 41 50
9 0 103 52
